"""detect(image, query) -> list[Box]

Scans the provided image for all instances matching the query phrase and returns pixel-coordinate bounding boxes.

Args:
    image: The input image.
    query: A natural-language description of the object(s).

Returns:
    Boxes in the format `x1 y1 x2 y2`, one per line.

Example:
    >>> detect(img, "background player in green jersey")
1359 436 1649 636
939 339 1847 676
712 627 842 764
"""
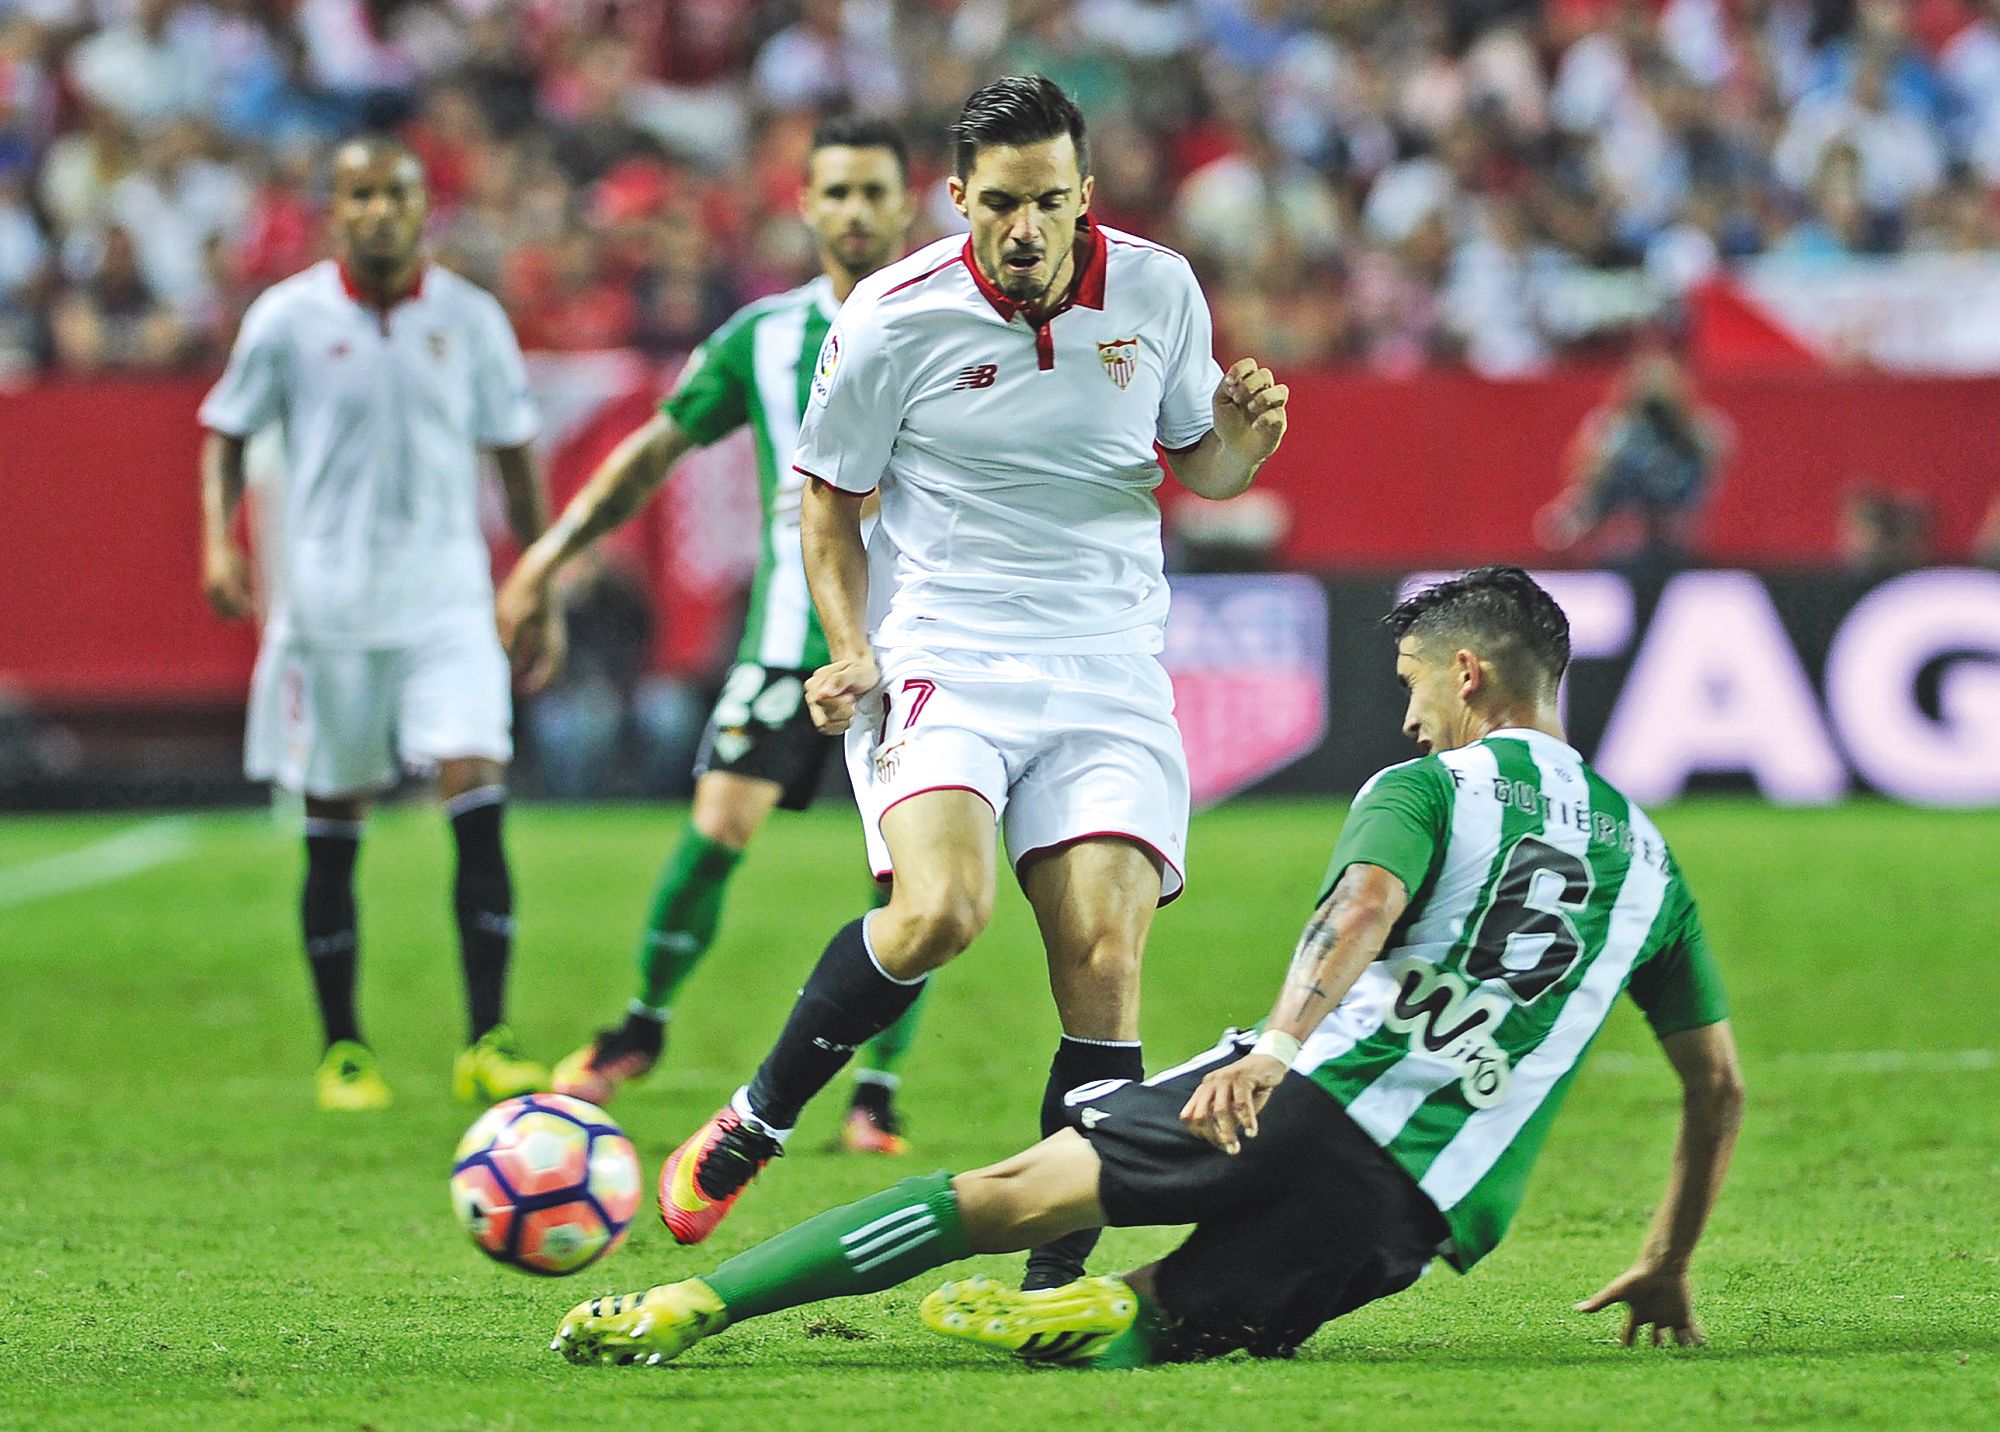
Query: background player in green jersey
550 566 1747 1369
496 117 923 1151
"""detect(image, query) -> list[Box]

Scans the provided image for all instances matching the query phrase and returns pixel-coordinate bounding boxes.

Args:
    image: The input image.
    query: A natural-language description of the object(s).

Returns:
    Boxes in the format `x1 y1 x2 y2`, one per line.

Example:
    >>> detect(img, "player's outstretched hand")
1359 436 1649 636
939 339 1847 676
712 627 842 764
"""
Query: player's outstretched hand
1576 1263 1704 1347
1212 358 1289 465
1179 1052 1287 1156
202 542 254 621
806 653 879 735
516 607 567 693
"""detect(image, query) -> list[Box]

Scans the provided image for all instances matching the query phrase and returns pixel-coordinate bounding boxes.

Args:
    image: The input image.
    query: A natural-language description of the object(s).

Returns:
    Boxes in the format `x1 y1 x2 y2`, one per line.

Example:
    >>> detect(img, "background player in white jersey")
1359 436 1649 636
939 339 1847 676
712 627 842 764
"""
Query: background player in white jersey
494 117 926 1152
652 77 1291 1294
199 137 560 1112
551 567 1746 1370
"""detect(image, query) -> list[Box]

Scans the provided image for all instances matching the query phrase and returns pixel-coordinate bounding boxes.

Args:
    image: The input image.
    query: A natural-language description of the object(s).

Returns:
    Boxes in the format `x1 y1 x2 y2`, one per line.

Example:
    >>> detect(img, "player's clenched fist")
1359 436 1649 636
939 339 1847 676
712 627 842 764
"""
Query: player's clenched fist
1213 357 1289 465
806 653 880 735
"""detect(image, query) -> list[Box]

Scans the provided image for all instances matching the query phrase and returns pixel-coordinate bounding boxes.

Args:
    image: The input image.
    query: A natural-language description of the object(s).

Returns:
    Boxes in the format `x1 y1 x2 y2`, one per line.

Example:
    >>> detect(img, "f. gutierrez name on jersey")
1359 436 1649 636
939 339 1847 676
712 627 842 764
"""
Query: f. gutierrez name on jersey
1288 728 1727 1271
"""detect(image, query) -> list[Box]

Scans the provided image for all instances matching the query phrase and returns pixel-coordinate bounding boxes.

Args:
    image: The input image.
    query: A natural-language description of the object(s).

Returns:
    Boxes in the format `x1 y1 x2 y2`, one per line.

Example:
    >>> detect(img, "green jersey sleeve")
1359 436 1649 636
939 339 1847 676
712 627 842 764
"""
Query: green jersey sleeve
661 319 753 445
1626 873 1729 1038
1319 759 1451 905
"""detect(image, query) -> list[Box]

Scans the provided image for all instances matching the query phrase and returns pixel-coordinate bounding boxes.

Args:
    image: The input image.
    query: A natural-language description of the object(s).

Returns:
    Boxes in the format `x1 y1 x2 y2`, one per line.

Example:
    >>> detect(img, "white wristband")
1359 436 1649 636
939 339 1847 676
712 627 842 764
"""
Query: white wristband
1250 1029 1300 1066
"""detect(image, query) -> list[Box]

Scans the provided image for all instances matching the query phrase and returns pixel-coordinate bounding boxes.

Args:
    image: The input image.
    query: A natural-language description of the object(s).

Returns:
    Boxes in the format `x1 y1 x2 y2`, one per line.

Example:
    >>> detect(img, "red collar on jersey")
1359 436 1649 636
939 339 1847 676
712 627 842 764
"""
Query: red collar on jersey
961 215 1107 324
336 258 428 309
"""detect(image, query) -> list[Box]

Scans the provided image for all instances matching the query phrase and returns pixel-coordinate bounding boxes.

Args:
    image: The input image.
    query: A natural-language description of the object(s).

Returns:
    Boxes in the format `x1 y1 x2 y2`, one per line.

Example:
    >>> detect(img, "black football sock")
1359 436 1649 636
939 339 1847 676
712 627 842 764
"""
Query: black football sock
1024 1034 1144 1290
301 818 363 1049
743 916 927 1133
449 786 515 1042
850 1071 896 1120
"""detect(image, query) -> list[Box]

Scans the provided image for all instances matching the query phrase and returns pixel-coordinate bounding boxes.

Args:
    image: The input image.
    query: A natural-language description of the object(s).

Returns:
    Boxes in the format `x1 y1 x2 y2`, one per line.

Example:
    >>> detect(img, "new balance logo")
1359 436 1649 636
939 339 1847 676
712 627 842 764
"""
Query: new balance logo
1079 1107 1108 1129
953 363 998 390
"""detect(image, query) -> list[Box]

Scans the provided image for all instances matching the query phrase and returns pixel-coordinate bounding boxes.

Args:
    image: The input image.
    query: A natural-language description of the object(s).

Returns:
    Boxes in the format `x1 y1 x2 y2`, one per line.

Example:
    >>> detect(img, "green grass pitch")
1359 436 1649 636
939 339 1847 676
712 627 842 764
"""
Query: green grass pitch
2 798 1995 1430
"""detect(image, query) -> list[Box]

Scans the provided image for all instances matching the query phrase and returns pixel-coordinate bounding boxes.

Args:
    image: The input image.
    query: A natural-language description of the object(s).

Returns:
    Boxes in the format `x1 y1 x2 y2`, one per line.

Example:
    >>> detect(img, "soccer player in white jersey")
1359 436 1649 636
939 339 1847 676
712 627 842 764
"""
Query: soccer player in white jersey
651 76 1291 1294
199 138 560 1112
551 567 1746 1370
494 117 927 1151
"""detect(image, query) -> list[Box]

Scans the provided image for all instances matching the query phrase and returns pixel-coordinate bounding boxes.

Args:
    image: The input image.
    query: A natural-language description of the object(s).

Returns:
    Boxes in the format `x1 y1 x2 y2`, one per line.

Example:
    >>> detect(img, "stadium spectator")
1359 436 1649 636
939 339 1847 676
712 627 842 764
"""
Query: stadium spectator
1774 43 1945 218
0 171 46 371
1773 142 1878 258
2 0 2000 374
49 222 188 370
524 550 658 800
751 0 904 115
0 13 53 181
38 105 140 240
1839 484 1935 576
1977 488 2000 567
104 119 249 326
65 0 215 130
1537 346 1730 567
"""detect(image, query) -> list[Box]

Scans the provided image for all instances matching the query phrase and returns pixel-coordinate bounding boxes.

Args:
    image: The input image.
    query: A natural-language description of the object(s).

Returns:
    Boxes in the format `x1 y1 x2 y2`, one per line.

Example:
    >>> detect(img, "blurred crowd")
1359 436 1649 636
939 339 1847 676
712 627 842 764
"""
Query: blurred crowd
6 0 2000 378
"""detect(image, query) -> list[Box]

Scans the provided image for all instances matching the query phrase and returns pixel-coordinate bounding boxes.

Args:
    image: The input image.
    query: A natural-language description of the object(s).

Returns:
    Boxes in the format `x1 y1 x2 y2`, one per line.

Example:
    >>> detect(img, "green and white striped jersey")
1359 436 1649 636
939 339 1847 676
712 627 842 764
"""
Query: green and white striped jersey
1299 727 1726 1271
662 275 839 671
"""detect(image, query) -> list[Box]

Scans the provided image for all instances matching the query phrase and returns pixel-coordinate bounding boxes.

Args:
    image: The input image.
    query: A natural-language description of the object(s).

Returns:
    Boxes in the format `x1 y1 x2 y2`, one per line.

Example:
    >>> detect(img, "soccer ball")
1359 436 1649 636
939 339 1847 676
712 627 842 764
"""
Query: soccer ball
450 1093 643 1276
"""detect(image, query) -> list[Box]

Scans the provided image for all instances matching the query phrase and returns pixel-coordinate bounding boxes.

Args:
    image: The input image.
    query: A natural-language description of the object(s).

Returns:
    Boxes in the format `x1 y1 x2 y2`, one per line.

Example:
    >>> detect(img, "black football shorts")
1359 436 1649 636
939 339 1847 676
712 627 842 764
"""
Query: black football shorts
691 663 837 811
1072 1032 1448 1360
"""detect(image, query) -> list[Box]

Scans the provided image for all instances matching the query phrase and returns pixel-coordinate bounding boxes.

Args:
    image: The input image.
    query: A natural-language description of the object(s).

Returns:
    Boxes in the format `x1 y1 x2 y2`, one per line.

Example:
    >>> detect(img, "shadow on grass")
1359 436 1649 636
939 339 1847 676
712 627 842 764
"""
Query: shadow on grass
545 1325 1998 1388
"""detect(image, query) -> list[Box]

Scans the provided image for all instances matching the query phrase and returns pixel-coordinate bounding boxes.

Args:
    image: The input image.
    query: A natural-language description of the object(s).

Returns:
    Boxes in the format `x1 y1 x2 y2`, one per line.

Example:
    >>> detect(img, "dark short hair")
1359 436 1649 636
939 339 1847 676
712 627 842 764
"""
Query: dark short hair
332 132 423 177
1384 566 1571 694
950 74 1088 179
810 113 910 182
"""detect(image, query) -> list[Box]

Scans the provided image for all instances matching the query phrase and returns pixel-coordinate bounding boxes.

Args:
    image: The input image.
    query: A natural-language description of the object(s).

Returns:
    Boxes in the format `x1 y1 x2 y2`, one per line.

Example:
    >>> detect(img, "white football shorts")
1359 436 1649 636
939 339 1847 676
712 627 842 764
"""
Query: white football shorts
245 622 512 798
844 648 1189 904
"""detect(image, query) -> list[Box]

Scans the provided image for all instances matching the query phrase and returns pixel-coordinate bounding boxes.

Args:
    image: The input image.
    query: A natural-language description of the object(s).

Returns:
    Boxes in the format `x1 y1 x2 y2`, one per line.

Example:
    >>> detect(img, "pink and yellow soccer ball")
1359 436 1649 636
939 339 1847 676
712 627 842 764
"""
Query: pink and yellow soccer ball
450 1094 643 1276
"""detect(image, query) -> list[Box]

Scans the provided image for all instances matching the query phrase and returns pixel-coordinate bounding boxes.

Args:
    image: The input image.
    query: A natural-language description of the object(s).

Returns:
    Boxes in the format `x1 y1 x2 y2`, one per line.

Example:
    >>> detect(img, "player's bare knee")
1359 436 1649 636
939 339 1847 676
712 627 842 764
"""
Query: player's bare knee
1054 932 1144 994
690 804 758 851
437 758 505 801
893 886 990 963
690 775 777 850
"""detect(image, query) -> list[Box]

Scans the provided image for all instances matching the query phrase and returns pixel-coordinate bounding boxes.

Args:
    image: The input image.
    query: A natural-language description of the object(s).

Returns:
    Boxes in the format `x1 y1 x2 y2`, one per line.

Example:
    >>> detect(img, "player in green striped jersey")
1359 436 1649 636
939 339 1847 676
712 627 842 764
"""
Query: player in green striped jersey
496 117 924 1150
551 566 1746 1370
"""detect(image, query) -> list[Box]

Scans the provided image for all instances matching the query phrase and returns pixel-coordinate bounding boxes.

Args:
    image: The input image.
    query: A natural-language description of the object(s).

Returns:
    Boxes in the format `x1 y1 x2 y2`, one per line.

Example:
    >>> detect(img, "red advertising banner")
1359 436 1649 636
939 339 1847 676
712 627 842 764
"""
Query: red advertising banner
5 368 1999 705
1212 370 2000 571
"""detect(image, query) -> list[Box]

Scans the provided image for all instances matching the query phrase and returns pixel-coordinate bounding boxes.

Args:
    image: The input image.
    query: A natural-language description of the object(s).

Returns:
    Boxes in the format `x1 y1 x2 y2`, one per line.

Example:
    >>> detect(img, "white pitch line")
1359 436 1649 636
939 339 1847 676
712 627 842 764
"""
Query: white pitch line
0 818 197 911
1591 1048 1998 1076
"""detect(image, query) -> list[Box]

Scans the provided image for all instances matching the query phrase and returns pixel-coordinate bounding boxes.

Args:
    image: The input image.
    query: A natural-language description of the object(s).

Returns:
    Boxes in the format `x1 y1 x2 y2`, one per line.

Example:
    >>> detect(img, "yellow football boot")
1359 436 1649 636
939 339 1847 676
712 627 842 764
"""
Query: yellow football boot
452 1023 548 1104
552 1279 731 1367
315 1040 393 1112
920 1274 1140 1366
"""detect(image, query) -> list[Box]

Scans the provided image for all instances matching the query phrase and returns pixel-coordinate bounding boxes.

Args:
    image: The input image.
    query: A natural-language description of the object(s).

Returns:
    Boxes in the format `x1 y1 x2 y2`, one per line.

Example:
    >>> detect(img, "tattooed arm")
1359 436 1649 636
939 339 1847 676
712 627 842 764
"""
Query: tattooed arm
495 412 696 657
1179 863 1408 1153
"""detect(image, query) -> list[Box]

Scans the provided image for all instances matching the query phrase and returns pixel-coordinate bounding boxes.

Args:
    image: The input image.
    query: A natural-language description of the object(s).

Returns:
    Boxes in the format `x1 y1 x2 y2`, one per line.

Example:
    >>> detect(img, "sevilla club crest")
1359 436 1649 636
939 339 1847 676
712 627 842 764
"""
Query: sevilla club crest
1097 337 1140 390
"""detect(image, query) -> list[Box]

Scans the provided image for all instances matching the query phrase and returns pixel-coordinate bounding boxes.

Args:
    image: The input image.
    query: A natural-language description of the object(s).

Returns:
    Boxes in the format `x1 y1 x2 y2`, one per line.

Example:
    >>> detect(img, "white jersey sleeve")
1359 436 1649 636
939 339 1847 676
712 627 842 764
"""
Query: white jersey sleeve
468 291 540 447
794 289 899 495
199 288 289 437
1156 260 1225 451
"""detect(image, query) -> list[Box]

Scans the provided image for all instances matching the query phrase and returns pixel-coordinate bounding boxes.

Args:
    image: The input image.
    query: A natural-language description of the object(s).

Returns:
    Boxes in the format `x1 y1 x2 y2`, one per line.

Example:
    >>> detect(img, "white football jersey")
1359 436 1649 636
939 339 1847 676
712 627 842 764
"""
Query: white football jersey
793 218 1224 655
200 260 540 647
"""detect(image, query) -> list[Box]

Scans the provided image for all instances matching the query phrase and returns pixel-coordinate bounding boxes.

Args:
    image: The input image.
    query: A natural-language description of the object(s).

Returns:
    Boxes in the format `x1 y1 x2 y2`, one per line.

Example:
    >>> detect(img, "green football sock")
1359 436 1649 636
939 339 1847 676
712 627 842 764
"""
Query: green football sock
702 1172 970 1324
857 982 927 1079
1091 1290 1177 1368
634 825 743 1010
